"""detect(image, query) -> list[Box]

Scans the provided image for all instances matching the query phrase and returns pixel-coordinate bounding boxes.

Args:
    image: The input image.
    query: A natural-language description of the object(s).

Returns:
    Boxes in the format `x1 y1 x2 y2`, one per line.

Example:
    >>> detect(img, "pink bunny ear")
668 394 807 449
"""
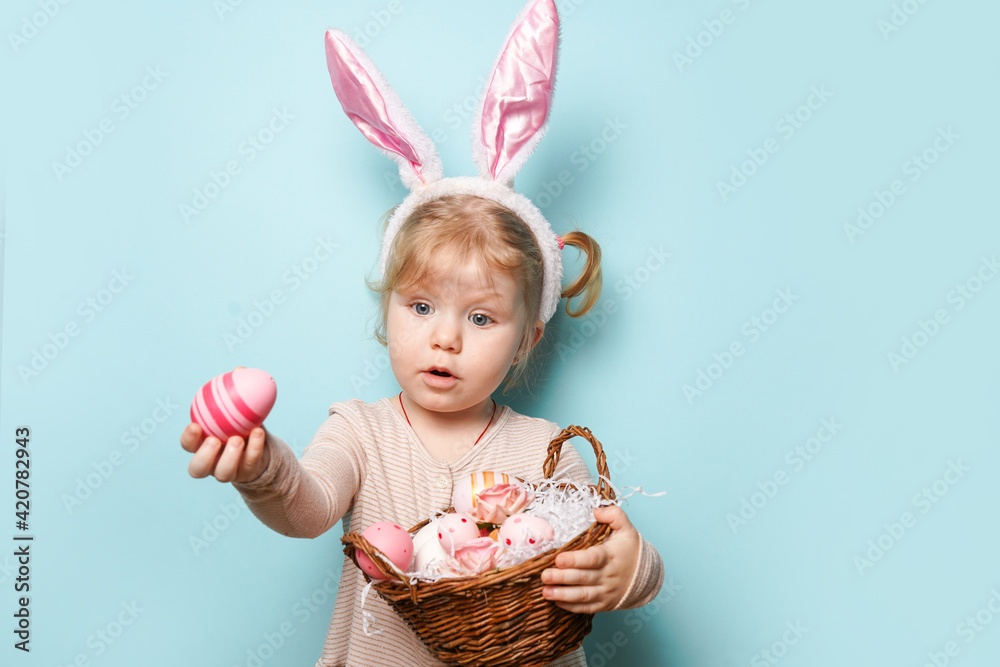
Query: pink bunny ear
472 0 560 186
325 29 442 190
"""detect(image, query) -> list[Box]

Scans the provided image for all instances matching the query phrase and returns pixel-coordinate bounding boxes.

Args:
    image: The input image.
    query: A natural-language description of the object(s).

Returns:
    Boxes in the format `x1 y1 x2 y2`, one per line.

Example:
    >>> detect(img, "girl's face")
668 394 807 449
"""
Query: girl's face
386 256 540 417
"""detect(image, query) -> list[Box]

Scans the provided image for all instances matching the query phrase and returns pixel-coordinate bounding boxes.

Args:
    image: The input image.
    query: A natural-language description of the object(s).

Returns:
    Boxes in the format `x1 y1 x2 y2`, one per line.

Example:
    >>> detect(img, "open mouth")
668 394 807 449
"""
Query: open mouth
428 369 452 378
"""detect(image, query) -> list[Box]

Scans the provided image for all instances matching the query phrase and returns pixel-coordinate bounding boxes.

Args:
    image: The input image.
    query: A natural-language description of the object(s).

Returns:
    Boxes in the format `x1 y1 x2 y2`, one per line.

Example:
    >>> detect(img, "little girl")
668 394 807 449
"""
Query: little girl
181 2 663 664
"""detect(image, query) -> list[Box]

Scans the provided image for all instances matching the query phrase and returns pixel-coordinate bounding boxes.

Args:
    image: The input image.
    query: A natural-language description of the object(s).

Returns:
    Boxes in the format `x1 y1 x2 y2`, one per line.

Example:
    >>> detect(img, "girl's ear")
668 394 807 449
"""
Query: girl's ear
527 319 545 352
324 29 443 191
471 0 560 187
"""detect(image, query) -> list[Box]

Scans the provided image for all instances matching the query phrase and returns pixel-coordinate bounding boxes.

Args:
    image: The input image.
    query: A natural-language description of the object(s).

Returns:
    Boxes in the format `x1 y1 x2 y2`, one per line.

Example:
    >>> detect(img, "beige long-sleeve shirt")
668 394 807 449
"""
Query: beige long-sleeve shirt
233 398 664 666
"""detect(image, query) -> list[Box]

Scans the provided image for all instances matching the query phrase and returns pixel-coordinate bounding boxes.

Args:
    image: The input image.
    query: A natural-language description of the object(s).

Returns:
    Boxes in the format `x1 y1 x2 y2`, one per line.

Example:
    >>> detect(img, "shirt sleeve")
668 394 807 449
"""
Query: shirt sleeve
612 533 665 610
231 409 364 539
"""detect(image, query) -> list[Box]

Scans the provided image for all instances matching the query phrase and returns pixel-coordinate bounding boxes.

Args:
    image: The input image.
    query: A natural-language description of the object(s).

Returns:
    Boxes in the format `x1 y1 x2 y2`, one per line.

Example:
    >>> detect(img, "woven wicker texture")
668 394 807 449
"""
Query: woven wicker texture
342 425 615 667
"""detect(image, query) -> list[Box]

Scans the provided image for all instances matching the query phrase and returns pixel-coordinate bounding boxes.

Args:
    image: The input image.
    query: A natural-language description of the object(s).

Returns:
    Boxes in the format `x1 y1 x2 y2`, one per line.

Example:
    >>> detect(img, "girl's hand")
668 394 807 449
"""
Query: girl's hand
180 423 270 484
540 505 640 613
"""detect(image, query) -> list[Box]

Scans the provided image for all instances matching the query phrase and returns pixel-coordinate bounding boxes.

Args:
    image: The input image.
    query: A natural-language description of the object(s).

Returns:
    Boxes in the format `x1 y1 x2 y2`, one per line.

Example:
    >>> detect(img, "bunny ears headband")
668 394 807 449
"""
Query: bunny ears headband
324 0 565 322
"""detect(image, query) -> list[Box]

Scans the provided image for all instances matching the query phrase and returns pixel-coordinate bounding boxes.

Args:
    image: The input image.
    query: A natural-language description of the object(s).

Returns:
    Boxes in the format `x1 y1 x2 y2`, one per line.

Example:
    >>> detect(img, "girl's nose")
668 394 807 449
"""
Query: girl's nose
430 316 462 352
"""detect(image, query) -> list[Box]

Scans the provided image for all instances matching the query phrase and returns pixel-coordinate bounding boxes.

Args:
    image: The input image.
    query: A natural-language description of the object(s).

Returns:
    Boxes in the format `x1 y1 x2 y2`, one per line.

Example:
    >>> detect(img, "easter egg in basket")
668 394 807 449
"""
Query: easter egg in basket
451 470 515 514
412 520 449 571
356 521 414 581
498 514 554 549
436 513 481 552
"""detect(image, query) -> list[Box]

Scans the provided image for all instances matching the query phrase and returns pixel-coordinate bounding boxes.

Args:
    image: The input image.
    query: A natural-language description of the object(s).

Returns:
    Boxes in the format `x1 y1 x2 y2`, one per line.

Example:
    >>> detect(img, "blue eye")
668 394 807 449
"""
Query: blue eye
412 303 432 315
470 313 492 327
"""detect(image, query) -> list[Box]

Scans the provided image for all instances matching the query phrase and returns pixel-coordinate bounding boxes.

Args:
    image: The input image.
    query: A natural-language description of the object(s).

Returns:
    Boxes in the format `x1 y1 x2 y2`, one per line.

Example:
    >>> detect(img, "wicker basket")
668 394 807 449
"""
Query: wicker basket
341 425 615 667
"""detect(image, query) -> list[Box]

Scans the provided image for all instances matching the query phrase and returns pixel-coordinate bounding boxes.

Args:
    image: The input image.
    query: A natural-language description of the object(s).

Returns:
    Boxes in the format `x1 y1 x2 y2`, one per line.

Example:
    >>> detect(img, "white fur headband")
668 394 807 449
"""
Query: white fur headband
324 0 565 322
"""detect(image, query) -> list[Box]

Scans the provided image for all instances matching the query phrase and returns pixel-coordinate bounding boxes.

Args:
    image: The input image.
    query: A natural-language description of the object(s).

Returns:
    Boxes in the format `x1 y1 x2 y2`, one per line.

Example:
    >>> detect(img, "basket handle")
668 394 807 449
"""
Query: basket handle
543 425 615 501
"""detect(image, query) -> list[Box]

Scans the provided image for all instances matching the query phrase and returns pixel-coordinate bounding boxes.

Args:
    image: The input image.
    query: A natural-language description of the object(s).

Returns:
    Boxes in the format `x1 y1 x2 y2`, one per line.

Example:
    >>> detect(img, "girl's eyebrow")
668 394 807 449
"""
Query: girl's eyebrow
465 287 505 301
465 284 516 304
457 290 514 315
398 280 513 308
404 283 505 300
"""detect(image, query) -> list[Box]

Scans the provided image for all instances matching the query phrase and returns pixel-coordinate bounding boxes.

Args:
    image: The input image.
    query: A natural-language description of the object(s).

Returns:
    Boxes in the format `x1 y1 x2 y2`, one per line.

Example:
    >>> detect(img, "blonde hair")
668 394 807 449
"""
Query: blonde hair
369 194 602 388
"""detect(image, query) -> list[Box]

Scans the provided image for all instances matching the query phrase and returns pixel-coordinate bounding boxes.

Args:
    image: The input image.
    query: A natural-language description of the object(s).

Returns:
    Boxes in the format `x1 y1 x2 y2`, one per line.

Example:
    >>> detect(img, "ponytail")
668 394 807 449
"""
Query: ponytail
559 230 602 317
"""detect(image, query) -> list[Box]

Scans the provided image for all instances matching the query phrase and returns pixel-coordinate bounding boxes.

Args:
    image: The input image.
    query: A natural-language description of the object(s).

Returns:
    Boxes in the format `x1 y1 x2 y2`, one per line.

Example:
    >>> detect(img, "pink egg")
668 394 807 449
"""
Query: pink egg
498 514 554 549
190 368 276 440
436 513 481 552
451 470 513 514
356 521 414 580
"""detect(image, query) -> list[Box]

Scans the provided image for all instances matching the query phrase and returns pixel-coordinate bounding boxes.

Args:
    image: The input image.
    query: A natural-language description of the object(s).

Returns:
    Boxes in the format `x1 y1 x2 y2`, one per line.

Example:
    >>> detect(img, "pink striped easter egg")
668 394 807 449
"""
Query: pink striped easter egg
190 368 276 440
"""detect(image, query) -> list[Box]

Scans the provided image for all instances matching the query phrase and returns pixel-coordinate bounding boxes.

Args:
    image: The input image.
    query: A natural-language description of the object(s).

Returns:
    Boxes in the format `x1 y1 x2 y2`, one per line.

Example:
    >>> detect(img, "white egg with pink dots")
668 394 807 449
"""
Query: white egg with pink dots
498 514 554 549
436 513 480 551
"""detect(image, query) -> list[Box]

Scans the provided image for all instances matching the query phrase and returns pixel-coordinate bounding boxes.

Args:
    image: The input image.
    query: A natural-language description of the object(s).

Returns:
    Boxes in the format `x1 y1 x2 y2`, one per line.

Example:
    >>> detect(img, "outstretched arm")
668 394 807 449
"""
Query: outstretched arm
231 419 361 539
181 413 362 539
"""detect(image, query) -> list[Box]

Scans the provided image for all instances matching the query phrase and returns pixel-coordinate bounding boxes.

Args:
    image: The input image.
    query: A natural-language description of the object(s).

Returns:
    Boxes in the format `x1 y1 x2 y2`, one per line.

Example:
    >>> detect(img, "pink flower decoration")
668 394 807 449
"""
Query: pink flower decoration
448 537 502 575
471 483 535 524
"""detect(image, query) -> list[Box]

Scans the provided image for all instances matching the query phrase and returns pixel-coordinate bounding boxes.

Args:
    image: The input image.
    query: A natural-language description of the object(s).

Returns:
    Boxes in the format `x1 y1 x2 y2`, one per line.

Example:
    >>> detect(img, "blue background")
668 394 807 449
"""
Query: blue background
2 0 999 665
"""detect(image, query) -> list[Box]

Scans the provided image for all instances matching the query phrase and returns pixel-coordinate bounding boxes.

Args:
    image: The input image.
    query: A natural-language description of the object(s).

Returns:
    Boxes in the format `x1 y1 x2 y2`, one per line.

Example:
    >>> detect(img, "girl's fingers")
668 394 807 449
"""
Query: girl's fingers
592 504 631 531
542 567 601 586
212 436 246 483
555 546 607 570
187 436 223 478
184 425 263 483
179 423 204 453
542 584 605 614
238 428 266 481
543 584 597 602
